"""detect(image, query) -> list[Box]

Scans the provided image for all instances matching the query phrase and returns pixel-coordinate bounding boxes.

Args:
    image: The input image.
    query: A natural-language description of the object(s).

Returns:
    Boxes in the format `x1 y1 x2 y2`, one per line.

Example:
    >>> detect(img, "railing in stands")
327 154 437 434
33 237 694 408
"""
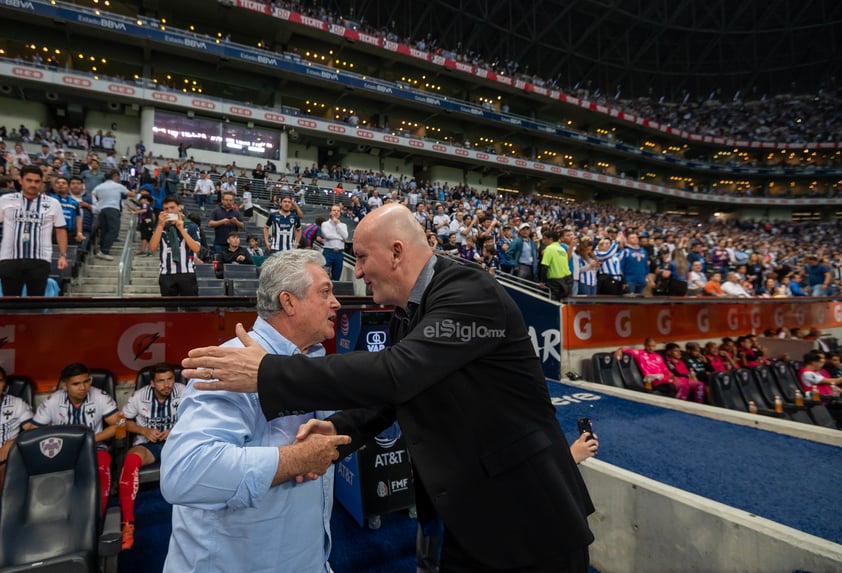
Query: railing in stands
116 213 138 297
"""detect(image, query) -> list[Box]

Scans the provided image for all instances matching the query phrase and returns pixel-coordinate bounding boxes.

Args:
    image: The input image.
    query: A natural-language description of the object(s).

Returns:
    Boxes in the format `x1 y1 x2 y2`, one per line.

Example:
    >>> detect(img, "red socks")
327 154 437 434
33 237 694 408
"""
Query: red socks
119 453 143 524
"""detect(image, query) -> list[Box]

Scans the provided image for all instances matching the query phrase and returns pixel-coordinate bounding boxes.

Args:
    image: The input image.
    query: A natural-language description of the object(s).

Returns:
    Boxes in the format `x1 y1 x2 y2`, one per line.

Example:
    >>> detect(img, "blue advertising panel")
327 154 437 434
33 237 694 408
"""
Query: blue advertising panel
503 286 562 380
333 308 414 527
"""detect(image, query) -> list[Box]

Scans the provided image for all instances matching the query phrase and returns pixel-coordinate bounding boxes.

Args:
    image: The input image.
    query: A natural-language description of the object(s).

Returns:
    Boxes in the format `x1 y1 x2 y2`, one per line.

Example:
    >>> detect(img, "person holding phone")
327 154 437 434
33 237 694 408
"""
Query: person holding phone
570 419 599 463
148 195 201 296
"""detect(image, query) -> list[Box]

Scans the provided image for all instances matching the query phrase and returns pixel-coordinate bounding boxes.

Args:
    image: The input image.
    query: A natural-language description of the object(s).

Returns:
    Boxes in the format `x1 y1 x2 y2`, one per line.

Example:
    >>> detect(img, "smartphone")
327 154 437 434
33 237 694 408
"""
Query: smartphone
577 418 592 439
167 213 178 222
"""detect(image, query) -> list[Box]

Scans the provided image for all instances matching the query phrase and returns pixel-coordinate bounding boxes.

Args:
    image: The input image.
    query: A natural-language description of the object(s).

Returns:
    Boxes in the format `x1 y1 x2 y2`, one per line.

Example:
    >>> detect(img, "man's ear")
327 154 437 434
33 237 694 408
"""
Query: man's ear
278 292 296 315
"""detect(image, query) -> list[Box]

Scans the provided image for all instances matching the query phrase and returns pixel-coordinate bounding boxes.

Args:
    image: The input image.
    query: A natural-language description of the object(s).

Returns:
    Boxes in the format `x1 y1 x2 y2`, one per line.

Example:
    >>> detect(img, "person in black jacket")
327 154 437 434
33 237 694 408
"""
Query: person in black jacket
182 204 594 572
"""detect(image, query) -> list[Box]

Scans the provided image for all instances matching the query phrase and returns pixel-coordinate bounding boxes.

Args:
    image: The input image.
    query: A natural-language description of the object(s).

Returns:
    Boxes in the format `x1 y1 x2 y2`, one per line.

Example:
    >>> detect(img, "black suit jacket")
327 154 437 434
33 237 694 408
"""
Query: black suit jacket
257 256 594 567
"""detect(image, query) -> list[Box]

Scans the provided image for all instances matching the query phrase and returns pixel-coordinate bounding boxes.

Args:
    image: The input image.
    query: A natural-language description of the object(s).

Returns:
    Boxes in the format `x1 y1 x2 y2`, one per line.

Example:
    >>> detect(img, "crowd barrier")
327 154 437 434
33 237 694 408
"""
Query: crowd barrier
1 295 839 393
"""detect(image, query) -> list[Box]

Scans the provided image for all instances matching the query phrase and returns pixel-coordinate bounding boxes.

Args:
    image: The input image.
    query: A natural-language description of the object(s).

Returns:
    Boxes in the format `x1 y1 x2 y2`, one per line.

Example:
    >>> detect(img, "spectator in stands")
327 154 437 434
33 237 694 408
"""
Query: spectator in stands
92 170 134 261
367 189 383 210
798 350 842 397
438 232 459 255
130 195 155 256
246 235 265 258
663 343 705 403
80 157 105 192
721 272 752 297
620 233 648 295
9 143 30 170
193 171 214 211
350 195 368 222
25 363 120 516
181 205 596 572
68 175 95 235
785 273 807 296
506 222 539 280
0 365 34 490
479 242 500 275
210 192 245 254
540 229 573 300
148 195 201 296
686 260 707 296
703 272 726 296
118 363 187 550
0 165 68 296
160 250 352 573
321 204 348 280
49 175 85 246
595 235 625 295
300 217 326 249
159 162 180 196
572 237 599 295
805 255 830 296
264 195 301 254
219 231 254 266
497 224 514 274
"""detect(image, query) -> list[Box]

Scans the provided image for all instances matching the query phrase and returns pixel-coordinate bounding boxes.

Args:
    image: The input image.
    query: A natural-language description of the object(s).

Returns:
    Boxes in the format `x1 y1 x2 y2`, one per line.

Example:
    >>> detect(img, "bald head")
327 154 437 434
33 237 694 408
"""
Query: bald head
355 203 428 250
353 204 434 307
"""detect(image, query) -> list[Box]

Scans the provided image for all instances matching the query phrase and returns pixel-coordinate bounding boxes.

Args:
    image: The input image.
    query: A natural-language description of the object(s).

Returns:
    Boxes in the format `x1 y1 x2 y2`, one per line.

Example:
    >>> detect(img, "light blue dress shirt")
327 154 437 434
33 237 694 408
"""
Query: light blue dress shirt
161 317 335 573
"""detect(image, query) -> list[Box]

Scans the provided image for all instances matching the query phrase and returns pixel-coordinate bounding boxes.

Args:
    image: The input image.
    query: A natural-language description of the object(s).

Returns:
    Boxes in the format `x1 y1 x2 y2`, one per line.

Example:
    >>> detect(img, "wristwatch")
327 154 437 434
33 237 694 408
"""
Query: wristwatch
59 253 67 258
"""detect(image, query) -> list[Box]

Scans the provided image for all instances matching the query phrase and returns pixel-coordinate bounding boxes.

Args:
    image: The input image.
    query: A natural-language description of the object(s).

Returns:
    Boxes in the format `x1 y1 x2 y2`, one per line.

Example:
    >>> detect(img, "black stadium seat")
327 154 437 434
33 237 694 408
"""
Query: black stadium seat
752 366 815 425
228 278 259 296
6 374 35 409
591 353 625 388
710 371 748 412
223 264 257 280
733 368 783 417
0 426 120 572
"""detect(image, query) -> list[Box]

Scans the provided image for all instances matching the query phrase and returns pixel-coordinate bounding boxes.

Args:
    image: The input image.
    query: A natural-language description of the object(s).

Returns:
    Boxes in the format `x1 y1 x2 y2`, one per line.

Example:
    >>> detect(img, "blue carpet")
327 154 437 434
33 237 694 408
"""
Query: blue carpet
550 381 842 543
119 488 418 573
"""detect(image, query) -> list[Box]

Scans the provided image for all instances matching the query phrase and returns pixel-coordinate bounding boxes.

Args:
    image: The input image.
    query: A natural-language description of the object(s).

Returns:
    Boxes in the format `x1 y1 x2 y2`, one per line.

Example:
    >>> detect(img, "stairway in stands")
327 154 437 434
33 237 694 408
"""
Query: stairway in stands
70 209 159 297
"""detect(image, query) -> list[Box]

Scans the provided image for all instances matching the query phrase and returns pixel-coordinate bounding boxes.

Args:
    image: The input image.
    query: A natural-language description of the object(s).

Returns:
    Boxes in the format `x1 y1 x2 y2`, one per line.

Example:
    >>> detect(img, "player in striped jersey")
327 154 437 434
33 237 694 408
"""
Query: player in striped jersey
25 363 120 516
263 195 301 253
0 366 34 490
118 364 186 550
0 165 68 296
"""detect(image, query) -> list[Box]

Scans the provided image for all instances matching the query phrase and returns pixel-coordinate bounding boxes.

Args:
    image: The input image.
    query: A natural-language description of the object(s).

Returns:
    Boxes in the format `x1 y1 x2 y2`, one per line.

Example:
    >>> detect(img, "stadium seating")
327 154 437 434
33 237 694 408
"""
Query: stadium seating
733 368 784 417
0 426 120 572
590 352 625 388
197 281 226 296
227 278 259 296
5 375 35 409
710 371 748 412
617 352 677 396
223 264 257 280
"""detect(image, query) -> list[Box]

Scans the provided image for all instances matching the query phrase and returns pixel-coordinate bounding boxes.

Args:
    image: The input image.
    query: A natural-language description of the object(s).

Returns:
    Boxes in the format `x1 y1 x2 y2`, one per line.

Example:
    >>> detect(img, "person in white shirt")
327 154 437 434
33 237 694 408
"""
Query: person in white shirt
321 204 348 280
686 260 708 296
193 171 215 211
0 165 68 295
721 272 752 297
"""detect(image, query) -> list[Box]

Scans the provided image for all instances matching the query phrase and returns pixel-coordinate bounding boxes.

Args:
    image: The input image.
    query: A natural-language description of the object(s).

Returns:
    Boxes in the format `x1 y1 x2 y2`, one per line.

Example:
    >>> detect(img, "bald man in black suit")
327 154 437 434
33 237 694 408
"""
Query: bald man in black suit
184 204 594 571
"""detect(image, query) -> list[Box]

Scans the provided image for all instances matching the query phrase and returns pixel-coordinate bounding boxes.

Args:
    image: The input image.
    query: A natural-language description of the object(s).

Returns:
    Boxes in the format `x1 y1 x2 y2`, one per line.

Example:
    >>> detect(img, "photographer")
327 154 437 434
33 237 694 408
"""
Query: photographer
148 195 201 296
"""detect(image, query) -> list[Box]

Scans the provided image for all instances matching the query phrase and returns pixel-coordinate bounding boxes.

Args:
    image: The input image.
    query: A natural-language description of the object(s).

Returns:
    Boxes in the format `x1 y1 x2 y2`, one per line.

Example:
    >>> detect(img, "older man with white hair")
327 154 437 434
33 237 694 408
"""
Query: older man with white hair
161 250 351 573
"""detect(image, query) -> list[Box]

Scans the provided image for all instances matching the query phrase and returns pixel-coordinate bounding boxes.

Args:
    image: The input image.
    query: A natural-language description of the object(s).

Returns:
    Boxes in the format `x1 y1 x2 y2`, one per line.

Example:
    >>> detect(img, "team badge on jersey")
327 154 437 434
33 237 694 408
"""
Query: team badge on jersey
40 437 63 459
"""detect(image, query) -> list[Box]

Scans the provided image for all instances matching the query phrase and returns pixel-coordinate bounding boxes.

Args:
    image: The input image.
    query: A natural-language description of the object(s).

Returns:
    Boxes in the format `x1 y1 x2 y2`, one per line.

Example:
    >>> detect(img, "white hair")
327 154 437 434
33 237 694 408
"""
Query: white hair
256 250 326 320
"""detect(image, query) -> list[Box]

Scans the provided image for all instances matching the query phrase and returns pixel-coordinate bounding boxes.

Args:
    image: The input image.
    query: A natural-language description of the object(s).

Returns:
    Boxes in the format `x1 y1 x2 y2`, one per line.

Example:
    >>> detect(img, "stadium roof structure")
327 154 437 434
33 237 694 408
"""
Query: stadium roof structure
332 0 842 99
